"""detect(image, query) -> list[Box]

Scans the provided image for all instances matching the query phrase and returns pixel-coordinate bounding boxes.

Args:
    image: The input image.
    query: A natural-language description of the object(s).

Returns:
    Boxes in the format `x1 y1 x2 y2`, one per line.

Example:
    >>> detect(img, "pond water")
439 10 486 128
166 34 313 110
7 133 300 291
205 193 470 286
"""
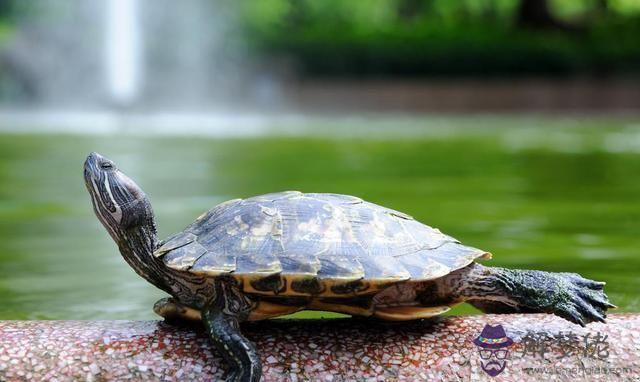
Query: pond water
0 115 638 320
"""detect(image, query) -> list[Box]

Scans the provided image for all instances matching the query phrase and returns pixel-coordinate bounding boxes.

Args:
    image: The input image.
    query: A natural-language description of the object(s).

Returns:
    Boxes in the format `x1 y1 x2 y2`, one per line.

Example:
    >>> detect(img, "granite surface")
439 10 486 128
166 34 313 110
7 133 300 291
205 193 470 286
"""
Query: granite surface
0 314 638 381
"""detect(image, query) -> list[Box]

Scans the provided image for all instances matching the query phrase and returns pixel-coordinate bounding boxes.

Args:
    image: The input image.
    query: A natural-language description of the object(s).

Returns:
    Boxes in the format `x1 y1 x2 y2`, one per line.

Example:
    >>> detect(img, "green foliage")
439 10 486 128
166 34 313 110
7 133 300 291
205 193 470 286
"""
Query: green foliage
238 0 640 77
1 0 639 76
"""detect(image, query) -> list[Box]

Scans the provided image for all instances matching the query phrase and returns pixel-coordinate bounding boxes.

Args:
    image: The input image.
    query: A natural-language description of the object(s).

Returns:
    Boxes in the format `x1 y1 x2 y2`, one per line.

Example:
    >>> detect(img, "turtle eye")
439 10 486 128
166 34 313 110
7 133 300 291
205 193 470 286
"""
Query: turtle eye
100 162 114 170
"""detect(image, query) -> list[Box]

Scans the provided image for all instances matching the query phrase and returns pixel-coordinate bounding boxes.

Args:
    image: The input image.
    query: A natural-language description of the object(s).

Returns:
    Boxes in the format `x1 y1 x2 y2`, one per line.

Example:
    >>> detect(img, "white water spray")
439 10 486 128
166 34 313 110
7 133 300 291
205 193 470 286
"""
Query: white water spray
0 1 262 111
105 0 142 105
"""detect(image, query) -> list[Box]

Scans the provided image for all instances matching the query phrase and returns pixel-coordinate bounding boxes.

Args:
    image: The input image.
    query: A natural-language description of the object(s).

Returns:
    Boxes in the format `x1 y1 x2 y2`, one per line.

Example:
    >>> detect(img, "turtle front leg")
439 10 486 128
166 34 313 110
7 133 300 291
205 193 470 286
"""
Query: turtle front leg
441 263 615 326
203 280 261 382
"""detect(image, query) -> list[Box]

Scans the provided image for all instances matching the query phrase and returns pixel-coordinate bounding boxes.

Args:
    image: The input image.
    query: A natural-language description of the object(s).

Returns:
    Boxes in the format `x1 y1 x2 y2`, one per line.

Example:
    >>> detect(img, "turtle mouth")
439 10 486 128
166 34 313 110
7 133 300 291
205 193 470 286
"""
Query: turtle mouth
84 151 100 173
83 165 95 187
84 153 99 188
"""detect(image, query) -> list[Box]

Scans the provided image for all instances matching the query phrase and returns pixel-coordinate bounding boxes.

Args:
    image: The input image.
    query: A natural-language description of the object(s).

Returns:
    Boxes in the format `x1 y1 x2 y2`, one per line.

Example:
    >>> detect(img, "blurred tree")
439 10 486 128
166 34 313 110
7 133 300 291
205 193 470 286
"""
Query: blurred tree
516 0 566 29
285 0 309 30
397 0 430 21
0 0 13 19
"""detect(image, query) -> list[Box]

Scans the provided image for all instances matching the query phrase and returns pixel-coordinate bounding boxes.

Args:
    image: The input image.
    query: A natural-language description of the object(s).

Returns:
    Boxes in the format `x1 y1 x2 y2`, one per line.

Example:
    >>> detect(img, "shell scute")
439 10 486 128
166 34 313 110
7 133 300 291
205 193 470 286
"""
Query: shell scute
395 250 452 280
190 251 235 276
304 193 363 205
245 191 303 203
154 232 197 257
163 241 207 271
359 255 411 281
157 192 490 298
426 242 489 269
235 250 282 275
317 254 364 280
279 254 321 275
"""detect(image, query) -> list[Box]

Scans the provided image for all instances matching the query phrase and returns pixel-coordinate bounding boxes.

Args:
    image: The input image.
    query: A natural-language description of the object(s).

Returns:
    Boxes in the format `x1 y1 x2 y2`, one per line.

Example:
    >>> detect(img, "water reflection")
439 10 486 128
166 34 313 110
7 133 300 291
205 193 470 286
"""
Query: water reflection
0 119 638 319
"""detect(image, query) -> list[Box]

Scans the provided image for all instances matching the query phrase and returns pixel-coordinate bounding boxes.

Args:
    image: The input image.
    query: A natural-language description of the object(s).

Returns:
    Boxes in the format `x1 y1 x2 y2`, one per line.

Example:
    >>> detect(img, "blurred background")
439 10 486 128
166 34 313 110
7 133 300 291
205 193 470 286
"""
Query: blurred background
0 0 638 320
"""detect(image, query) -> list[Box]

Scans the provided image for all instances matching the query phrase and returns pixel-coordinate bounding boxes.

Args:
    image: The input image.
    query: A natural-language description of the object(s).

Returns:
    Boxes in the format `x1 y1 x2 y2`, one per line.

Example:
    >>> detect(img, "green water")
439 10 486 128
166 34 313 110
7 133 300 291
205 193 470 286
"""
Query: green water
0 116 639 320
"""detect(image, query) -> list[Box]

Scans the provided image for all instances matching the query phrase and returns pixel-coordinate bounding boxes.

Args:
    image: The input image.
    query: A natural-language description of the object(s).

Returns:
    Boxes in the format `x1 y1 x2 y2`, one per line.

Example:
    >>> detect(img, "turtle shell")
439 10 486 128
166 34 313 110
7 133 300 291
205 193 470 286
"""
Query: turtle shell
154 191 490 297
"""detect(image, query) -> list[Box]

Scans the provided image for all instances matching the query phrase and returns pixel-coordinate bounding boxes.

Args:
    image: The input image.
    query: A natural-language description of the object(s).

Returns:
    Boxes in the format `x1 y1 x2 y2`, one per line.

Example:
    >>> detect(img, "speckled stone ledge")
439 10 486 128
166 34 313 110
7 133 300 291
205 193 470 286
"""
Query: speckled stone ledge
0 314 638 381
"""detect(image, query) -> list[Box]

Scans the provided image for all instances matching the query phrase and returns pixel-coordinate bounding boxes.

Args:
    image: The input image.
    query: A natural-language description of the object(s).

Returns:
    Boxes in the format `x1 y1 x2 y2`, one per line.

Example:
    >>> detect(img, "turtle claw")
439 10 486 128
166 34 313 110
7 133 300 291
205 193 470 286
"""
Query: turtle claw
496 269 614 326
562 272 606 290
554 305 585 327
579 288 615 314
552 274 613 326
575 297 607 324
555 303 587 327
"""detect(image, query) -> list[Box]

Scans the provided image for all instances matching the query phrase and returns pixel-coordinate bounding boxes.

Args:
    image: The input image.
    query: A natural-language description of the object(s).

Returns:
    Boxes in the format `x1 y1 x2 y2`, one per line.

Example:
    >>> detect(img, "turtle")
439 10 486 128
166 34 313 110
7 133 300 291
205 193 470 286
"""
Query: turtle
84 152 614 382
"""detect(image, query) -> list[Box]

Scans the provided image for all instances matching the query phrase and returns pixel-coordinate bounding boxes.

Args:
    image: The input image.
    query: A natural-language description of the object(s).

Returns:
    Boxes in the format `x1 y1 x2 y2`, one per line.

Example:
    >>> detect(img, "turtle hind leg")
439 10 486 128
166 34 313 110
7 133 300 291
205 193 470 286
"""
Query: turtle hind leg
204 280 261 382
442 263 615 326
467 300 528 314
153 297 202 324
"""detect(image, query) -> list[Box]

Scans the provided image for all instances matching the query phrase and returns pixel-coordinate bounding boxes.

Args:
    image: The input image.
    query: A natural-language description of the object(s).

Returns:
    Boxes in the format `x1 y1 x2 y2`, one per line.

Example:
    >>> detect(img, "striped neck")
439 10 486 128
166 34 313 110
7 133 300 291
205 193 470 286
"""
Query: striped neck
116 225 212 309
116 224 173 293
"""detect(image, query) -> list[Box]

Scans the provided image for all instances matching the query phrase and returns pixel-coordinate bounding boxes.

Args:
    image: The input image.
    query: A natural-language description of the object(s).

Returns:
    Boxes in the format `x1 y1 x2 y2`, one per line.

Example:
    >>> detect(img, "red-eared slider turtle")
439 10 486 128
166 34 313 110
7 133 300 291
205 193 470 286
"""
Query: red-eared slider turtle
84 152 614 382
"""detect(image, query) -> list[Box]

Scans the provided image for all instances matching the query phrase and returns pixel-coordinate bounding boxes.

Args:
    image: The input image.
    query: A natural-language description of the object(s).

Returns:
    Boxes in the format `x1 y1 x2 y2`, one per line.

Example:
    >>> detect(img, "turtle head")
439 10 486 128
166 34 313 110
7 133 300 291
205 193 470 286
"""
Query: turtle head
84 152 156 243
